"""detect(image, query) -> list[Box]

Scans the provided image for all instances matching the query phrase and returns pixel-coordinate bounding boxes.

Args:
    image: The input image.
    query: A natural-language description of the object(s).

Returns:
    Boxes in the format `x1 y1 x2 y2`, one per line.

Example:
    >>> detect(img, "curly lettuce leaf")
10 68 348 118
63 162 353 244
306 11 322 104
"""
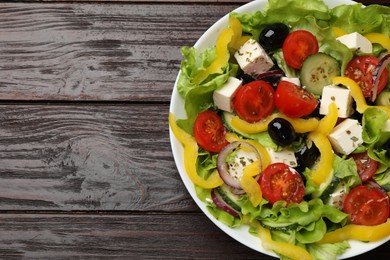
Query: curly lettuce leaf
330 4 390 37
362 107 390 167
306 241 350 260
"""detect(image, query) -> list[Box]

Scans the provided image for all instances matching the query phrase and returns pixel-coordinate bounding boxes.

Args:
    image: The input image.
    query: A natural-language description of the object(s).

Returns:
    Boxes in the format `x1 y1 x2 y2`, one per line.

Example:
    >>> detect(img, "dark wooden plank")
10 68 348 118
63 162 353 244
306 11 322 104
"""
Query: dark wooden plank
0 213 387 259
0 103 197 211
0 3 240 102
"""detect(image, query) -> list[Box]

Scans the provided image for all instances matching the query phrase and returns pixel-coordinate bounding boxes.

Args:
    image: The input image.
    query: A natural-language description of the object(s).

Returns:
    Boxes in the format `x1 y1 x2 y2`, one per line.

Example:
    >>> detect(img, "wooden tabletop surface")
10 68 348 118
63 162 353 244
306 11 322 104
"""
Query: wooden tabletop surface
0 0 389 259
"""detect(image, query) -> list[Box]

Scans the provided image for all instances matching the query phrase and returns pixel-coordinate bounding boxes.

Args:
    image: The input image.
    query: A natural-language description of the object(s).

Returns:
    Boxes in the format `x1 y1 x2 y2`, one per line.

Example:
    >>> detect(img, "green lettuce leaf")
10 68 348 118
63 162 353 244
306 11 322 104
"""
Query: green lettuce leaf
362 107 390 167
330 4 390 37
373 169 390 191
307 241 350 260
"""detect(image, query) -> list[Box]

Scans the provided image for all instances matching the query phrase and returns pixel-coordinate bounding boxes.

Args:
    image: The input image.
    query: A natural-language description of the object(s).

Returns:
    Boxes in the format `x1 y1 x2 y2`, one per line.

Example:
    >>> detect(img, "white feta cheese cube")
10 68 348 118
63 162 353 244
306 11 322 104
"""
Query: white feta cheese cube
336 32 372 53
266 148 297 167
328 119 363 155
213 77 242 112
234 39 274 77
320 85 353 118
281 77 301 86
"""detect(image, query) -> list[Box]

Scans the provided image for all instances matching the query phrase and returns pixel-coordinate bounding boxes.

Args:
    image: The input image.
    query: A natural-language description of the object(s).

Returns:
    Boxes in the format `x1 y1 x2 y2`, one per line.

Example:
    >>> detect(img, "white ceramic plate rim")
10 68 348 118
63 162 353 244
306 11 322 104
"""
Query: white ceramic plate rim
169 0 390 258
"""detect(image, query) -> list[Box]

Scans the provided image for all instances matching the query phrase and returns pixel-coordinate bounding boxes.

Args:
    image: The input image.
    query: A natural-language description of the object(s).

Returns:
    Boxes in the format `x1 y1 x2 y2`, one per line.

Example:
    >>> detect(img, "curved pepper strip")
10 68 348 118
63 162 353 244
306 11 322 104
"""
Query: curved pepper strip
251 220 312 260
308 131 334 186
225 132 271 170
168 112 223 189
193 17 250 85
240 160 262 207
316 102 338 136
193 27 233 85
318 219 390 244
332 77 390 116
228 17 251 51
364 33 390 51
230 113 319 134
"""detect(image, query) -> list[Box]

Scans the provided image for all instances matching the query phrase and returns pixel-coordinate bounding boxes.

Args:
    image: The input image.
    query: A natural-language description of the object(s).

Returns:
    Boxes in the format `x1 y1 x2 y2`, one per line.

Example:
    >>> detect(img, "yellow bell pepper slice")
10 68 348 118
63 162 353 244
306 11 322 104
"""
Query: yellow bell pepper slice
251 220 312 260
308 131 334 186
225 132 271 170
230 113 319 134
318 219 390 244
332 27 347 37
228 17 251 51
364 33 390 51
240 160 262 207
316 102 338 136
333 77 390 116
169 112 223 189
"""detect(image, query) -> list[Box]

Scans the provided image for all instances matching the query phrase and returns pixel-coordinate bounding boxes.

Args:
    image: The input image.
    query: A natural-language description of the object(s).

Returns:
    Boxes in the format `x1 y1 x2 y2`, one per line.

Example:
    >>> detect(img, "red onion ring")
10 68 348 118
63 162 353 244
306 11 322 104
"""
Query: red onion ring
216 141 260 189
211 189 240 217
366 179 388 197
370 54 390 102
256 69 285 80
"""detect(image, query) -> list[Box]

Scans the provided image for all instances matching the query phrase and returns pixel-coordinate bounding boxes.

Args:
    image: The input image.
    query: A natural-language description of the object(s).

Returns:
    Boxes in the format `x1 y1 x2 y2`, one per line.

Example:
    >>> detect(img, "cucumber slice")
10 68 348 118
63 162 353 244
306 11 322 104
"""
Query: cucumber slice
216 184 242 212
375 91 390 106
260 220 298 232
300 53 340 95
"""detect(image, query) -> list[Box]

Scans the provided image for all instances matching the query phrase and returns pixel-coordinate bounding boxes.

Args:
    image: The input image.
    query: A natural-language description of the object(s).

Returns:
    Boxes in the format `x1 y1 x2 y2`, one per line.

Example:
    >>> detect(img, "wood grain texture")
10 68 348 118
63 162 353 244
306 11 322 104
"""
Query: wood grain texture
0 213 387 259
0 3 240 102
0 104 197 211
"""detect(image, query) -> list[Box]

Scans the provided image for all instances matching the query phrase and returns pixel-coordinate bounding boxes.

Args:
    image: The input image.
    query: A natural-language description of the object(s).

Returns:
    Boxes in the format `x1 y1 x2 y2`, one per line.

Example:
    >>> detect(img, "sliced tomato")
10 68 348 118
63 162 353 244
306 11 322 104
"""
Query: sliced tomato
233 80 275 123
282 30 319 69
275 80 318 118
351 152 378 182
345 55 389 98
259 163 305 206
343 185 389 226
193 110 229 153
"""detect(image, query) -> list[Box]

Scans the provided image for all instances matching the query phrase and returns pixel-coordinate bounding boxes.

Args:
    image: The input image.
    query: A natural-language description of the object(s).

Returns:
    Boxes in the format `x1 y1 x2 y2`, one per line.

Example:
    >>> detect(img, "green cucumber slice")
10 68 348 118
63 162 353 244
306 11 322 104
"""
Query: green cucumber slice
300 53 340 95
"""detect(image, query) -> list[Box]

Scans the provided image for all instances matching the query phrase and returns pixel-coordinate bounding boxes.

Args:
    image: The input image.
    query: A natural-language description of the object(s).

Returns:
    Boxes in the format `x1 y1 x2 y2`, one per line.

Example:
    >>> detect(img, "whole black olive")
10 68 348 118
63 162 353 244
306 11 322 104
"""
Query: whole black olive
259 23 289 51
268 118 296 147
236 71 255 84
295 140 320 173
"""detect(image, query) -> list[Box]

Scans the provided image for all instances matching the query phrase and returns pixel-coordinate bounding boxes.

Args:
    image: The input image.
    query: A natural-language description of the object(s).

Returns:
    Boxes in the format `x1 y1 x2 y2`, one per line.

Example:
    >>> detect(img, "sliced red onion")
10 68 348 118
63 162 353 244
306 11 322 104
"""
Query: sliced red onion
216 141 260 189
370 54 390 102
211 189 240 218
366 179 388 197
256 69 285 80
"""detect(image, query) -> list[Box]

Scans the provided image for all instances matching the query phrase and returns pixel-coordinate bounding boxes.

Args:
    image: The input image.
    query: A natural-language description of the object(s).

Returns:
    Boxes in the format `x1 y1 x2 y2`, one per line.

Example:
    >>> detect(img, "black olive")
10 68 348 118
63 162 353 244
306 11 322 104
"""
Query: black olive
259 23 289 51
268 118 296 147
295 140 320 173
236 71 255 84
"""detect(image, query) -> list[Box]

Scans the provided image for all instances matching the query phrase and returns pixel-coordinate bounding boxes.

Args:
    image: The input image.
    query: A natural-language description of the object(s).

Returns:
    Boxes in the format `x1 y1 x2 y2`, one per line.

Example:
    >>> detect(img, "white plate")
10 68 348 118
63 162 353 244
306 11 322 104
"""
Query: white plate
169 0 390 258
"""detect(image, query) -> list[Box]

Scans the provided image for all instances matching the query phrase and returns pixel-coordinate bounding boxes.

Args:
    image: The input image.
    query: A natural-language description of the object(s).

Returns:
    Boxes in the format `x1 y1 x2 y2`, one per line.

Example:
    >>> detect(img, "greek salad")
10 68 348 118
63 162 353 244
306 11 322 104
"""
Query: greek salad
169 0 390 259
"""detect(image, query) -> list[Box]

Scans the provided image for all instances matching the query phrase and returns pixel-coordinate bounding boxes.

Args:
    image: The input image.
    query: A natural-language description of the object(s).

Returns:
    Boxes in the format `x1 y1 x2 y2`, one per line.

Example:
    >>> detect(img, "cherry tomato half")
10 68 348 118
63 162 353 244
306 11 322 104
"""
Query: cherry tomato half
193 110 229 153
282 30 319 69
233 80 275 123
343 185 389 226
345 55 388 98
259 163 305 206
351 152 378 182
275 80 318 118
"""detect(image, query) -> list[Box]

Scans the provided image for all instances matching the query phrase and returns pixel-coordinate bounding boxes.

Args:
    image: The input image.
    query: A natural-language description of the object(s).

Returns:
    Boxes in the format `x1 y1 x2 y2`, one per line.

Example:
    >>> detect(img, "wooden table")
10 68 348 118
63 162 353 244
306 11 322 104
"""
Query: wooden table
0 0 388 258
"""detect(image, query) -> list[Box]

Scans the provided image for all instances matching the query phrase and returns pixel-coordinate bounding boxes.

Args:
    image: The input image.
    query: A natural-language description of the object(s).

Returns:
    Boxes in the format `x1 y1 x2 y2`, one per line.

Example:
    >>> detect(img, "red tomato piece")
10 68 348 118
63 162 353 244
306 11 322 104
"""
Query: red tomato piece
344 185 389 226
345 55 388 98
282 30 319 69
351 152 378 182
259 163 305 206
233 80 275 123
193 110 229 153
275 80 318 118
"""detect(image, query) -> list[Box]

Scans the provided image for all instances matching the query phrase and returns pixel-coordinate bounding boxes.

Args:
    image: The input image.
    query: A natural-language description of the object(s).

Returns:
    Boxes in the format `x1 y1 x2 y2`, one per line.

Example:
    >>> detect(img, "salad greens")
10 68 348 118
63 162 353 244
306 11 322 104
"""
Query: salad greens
174 0 390 259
